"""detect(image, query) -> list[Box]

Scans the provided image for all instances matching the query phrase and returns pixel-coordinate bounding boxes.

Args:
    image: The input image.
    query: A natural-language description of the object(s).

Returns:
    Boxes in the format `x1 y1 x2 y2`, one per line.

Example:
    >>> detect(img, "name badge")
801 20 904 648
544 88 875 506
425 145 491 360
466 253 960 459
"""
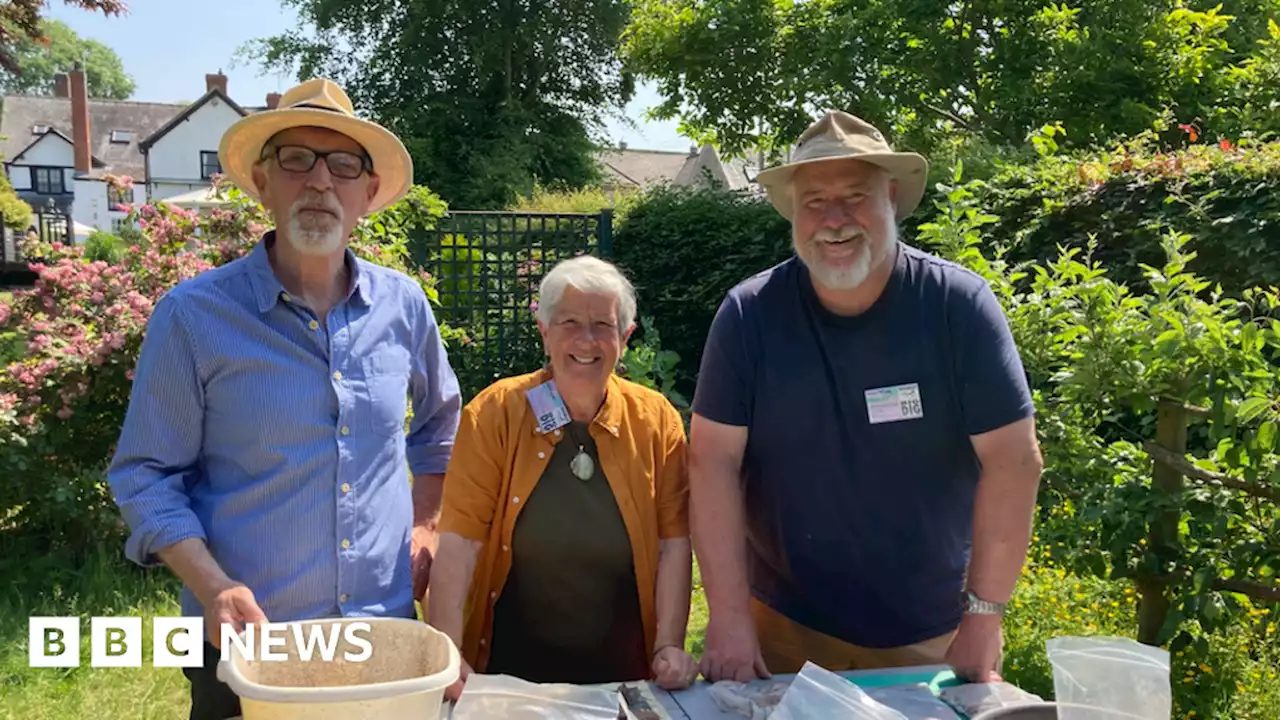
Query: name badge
865 383 924 424
526 380 572 433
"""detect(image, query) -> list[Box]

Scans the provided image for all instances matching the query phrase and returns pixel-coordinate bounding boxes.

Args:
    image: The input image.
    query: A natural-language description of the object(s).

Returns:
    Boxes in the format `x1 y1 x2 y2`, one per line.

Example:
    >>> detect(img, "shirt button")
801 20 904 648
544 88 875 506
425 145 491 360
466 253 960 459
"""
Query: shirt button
341 483 351 493
501 544 509 552
490 591 497 600
554 429 561 437
341 539 351 549
281 292 291 302
479 638 486 646
537 451 545 459
308 320 319 330
339 593 349 603
333 370 342 381
512 497 520 504
340 426 350 436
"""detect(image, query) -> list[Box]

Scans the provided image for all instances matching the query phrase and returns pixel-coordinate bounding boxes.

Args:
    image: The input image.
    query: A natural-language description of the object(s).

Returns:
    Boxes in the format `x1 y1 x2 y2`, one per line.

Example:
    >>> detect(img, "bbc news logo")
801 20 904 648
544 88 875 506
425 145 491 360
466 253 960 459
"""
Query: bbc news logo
29 617 374 668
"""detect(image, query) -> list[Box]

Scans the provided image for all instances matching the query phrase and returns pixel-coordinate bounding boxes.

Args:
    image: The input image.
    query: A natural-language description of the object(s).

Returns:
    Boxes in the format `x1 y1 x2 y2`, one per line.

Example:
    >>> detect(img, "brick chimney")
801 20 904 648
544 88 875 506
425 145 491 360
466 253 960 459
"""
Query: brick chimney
206 71 228 95
266 92 281 110
53 73 69 98
69 62 91 174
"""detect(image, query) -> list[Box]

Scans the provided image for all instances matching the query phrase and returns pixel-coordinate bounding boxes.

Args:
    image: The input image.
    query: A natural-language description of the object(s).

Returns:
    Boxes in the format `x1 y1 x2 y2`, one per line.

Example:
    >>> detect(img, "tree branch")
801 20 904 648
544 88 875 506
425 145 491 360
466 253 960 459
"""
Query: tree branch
1143 441 1280 503
1157 398 1210 418
1213 578 1280 602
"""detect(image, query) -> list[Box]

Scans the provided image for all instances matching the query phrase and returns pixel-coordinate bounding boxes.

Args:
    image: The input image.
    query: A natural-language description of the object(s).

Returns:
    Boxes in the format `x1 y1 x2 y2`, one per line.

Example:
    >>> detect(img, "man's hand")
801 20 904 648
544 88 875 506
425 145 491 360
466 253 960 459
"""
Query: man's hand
205 584 267 650
411 524 438 602
945 613 1004 683
445 657 474 702
652 645 700 690
699 610 771 683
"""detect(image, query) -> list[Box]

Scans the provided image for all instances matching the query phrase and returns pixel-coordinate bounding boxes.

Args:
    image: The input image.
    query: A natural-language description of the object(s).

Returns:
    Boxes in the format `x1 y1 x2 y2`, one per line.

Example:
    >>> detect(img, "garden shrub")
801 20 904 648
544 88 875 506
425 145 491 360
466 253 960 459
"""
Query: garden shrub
923 172 1279 713
82 229 128 264
974 135 1280 294
0 178 458 552
611 183 792 395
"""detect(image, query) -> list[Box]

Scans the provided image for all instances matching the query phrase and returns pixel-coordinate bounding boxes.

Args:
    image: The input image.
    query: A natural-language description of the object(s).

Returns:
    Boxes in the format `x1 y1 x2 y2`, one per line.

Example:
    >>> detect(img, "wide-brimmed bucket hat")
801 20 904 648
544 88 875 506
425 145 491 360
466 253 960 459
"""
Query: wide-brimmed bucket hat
218 78 413 214
755 110 928 221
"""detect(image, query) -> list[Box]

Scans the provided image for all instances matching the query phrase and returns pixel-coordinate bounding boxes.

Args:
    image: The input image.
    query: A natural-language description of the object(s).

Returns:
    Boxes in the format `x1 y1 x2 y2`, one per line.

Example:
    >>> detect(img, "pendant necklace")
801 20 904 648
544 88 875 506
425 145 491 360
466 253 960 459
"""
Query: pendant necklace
568 424 595 481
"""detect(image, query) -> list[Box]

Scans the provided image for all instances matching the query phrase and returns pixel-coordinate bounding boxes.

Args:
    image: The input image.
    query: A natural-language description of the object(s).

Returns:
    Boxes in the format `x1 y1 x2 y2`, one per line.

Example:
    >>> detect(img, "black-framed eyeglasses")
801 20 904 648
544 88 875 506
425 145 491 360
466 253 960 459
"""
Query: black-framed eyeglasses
260 144 373 180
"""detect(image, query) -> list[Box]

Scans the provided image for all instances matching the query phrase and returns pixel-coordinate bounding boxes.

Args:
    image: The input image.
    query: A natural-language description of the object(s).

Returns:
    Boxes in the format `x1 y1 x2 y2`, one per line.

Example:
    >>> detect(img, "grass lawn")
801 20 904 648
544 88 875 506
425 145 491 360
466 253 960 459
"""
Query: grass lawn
1 542 1275 720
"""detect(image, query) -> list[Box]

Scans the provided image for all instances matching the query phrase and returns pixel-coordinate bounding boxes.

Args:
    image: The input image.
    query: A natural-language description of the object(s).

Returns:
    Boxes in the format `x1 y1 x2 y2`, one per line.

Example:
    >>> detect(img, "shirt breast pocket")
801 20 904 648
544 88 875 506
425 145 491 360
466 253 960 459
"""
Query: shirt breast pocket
362 349 410 437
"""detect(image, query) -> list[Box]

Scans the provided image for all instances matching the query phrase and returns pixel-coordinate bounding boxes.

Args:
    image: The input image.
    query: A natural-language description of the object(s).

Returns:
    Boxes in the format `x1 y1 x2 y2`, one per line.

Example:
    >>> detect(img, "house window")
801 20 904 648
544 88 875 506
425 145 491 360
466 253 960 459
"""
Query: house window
31 167 66 194
200 151 221 179
112 218 134 234
108 184 135 205
110 130 134 144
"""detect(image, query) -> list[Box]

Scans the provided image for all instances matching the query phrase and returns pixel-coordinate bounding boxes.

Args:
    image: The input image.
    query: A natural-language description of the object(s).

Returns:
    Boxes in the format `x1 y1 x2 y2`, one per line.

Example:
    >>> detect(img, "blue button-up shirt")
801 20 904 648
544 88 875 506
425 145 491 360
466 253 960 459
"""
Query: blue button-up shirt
108 233 462 628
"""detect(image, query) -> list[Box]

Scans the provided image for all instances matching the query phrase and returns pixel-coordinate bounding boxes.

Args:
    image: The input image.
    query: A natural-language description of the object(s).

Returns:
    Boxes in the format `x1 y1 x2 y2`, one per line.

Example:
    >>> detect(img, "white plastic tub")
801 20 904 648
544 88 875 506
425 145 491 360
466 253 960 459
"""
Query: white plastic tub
216 617 459 720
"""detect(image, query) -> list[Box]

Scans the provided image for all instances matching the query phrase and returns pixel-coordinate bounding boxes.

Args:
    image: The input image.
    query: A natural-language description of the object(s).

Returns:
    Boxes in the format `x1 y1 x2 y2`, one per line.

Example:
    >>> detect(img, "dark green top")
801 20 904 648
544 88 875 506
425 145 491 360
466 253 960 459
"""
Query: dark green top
486 420 649 684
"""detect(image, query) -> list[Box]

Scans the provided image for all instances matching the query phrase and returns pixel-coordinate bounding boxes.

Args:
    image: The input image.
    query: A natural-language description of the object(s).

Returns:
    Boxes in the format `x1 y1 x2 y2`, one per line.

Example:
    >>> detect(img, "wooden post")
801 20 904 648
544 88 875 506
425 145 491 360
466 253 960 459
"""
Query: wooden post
1138 399 1188 645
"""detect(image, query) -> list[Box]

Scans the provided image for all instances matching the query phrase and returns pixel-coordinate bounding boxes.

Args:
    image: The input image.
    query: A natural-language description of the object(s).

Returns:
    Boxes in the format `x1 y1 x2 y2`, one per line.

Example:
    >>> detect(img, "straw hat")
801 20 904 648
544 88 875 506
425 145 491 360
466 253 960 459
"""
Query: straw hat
755 110 928 222
218 78 413 214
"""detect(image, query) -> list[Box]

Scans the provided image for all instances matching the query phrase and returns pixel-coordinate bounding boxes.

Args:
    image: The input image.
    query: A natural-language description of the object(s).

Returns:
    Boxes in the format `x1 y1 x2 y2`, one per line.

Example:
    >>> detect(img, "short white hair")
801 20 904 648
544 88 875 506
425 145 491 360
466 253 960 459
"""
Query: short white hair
536 255 637 333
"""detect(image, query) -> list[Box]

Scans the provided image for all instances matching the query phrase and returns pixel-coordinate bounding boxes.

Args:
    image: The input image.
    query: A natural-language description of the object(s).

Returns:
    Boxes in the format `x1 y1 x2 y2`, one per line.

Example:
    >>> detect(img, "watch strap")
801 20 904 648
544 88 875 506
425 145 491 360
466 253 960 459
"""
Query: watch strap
964 589 1007 615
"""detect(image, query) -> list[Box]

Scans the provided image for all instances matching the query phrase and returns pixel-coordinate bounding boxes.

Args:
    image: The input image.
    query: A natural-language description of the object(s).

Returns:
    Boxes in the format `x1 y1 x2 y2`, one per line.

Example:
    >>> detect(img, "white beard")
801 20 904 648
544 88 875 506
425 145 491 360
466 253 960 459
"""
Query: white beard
283 196 345 256
794 221 897 291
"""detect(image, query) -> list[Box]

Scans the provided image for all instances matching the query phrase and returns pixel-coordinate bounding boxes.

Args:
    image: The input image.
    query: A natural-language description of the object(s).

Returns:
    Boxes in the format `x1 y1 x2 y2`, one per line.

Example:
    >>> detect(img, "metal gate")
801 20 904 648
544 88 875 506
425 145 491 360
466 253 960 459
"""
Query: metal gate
410 210 613 398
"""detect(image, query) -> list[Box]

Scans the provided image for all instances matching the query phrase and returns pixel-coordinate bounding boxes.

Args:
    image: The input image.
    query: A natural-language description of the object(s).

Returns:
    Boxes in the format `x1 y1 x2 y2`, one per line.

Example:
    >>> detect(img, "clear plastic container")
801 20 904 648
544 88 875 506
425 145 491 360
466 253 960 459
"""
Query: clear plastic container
1045 636 1171 720
217 617 460 720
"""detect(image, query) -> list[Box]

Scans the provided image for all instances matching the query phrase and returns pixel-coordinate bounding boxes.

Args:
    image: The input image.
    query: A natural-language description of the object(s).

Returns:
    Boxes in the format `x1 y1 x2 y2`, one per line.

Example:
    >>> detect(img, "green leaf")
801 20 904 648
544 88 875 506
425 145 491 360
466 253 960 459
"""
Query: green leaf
1237 397 1271 423
1259 421 1278 452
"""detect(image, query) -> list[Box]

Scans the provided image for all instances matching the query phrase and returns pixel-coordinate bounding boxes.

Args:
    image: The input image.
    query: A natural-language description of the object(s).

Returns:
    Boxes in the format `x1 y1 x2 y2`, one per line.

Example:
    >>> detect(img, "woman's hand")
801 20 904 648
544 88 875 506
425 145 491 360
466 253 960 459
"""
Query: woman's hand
445 657 474 702
651 645 700 690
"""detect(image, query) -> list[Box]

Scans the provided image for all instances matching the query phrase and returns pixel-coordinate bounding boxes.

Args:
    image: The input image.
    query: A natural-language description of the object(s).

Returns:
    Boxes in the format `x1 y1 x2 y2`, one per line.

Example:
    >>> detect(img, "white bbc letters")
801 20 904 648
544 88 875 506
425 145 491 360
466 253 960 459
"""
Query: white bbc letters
153 617 204 668
91 616 142 667
28 617 80 668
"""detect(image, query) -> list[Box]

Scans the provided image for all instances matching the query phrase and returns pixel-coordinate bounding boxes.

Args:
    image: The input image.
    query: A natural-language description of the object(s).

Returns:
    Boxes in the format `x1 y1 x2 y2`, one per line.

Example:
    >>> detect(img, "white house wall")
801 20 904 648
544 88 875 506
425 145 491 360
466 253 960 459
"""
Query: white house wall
146 97 242 185
71 179 127 233
6 133 76 191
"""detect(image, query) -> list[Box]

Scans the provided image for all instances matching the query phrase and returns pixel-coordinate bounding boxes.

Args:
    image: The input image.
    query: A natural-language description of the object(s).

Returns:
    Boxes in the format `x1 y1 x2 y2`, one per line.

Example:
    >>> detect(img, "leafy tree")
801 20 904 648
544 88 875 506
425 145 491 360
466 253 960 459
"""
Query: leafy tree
620 0 1280 159
243 0 636 209
0 0 124 75
0 19 135 99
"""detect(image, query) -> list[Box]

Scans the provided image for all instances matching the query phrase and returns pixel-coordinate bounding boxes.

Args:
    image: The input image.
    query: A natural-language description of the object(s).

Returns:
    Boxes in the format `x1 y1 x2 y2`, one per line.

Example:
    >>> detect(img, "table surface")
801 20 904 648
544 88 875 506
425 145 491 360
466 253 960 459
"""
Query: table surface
441 664 957 719
652 664 955 719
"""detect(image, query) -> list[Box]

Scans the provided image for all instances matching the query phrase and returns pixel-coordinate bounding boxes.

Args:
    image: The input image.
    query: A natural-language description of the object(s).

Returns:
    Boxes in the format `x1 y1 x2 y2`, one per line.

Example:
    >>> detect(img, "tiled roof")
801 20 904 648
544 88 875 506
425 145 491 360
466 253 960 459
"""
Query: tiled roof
595 147 697 189
0 95 189 181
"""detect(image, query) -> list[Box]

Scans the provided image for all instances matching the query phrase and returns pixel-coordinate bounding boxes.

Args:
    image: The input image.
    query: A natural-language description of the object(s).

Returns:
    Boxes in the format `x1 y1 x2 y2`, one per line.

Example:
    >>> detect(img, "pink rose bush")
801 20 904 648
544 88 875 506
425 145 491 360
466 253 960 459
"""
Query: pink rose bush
0 177 456 549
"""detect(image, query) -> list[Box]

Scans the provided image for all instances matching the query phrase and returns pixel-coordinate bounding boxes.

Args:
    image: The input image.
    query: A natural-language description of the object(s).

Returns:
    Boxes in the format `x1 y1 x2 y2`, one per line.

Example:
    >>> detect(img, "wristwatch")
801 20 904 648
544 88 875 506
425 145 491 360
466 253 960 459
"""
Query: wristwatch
963 589 1007 616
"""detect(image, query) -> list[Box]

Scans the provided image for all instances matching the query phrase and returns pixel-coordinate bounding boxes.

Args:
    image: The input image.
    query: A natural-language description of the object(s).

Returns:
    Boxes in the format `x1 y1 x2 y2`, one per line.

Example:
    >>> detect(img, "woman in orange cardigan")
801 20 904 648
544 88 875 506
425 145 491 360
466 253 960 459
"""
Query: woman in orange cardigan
428 255 698 700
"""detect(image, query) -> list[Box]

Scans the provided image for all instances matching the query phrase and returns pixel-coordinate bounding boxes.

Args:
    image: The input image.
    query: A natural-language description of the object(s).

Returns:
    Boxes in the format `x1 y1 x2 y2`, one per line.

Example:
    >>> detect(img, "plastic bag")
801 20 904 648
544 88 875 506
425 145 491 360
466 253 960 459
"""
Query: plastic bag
937 682 1044 716
706 679 792 719
1046 636 1172 720
771 662 909 720
451 673 622 719
867 685 962 719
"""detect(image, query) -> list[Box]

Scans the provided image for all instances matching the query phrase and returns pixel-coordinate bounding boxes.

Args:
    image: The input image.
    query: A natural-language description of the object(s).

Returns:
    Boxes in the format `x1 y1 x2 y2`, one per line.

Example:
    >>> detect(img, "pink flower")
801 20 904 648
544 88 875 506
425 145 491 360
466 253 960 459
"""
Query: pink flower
126 369 135 381
0 302 10 325
56 406 73 420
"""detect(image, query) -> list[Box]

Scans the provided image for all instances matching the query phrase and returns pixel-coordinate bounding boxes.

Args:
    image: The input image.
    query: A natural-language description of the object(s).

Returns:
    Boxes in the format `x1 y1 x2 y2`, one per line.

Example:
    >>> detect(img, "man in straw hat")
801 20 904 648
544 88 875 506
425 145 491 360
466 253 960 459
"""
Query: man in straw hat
108 78 462 719
687 110 1042 684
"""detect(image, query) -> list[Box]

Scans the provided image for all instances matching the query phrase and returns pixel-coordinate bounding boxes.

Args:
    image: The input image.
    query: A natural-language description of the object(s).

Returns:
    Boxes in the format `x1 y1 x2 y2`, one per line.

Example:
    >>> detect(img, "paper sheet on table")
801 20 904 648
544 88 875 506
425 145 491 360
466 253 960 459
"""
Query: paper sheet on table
451 674 622 719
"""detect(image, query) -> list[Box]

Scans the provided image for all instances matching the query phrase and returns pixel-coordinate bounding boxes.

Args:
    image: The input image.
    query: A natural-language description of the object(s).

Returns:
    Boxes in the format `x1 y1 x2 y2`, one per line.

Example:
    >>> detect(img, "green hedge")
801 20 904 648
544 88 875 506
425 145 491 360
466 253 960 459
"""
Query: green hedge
612 140 1280 392
978 139 1280 292
611 184 792 396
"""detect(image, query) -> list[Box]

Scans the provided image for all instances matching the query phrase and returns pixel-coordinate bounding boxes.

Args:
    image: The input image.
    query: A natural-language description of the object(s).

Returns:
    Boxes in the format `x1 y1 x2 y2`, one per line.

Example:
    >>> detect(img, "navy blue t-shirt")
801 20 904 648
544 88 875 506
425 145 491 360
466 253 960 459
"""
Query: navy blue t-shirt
692 243 1035 649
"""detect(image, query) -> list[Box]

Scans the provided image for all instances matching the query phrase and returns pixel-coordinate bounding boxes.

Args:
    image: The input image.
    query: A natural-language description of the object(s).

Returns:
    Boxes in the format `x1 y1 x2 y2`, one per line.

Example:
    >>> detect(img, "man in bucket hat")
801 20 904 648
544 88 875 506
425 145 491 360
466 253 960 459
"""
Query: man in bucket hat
688 110 1042 684
108 78 462 719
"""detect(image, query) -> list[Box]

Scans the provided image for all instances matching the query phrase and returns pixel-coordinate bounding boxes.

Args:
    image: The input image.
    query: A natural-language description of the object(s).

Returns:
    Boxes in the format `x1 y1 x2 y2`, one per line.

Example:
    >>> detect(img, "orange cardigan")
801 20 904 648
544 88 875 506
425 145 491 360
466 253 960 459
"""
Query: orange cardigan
437 369 689 672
